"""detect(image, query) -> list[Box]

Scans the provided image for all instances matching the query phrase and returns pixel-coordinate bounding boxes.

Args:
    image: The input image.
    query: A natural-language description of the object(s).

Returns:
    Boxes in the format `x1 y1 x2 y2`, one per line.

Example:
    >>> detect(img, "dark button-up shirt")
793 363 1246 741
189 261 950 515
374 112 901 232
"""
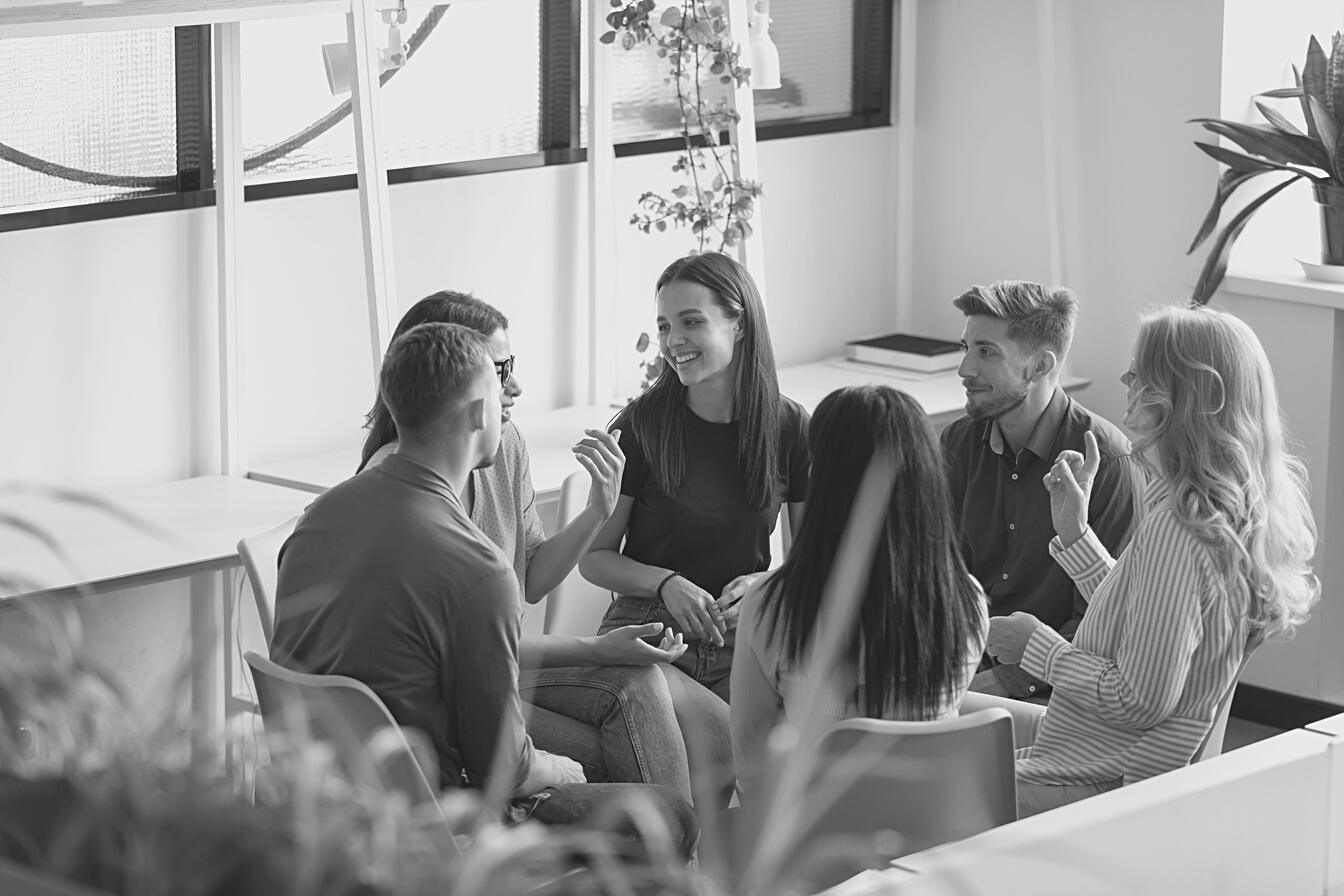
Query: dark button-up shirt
941 388 1142 693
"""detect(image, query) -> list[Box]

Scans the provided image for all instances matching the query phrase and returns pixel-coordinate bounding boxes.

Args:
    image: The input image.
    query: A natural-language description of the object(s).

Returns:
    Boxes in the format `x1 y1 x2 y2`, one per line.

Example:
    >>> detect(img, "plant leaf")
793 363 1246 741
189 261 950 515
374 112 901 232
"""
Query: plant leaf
1305 35 1330 110
1294 64 1320 143
1330 33 1344 119
1309 95 1339 165
1192 118 1332 170
1191 173 1304 304
1259 86 1305 98
1188 165 1265 252
1194 139 1330 183
1256 100 1306 136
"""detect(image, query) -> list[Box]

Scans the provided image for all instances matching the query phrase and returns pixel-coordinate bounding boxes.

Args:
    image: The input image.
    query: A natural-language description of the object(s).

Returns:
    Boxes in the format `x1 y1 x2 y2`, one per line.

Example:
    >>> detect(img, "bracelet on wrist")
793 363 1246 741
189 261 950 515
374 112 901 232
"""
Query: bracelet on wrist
655 571 684 602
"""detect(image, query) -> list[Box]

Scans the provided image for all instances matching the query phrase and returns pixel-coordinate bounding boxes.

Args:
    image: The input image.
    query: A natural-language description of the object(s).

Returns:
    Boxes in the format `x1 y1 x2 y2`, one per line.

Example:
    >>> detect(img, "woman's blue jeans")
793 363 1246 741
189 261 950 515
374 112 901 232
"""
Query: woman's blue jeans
519 663 732 810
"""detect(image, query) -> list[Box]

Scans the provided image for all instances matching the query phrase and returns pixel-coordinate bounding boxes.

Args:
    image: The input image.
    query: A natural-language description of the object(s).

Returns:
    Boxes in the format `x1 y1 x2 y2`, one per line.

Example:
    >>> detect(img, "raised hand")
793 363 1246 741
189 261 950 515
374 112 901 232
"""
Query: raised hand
594 622 688 665
572 428 626 519
660 574 726 646
1044 429 1100 546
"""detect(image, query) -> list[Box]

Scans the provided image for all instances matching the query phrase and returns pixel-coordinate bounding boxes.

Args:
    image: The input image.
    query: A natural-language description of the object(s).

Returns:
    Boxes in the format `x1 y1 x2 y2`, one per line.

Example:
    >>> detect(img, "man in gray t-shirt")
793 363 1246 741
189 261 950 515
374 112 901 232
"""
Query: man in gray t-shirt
272 322 694 850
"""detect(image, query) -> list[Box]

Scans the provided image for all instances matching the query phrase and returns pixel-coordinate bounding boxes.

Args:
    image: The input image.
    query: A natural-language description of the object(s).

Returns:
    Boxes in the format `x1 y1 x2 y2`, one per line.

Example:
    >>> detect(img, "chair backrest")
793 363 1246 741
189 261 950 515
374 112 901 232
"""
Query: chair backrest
805 708 1018 854
237 515 299 646
543 471 617 636
243 651 455 842
1195 632 1265 762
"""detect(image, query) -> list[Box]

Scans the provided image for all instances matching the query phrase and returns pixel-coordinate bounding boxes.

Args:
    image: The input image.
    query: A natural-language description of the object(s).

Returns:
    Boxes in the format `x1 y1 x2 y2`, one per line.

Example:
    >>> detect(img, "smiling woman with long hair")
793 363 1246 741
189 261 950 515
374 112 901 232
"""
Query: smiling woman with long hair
979 303 1319 817
729 385 988 799
580 253 811 715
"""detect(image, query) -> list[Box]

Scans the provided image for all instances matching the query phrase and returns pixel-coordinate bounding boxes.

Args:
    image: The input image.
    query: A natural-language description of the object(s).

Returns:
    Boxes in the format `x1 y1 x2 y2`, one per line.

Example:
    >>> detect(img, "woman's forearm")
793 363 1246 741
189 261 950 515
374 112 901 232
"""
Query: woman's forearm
524 505 609 602
579 548 669 599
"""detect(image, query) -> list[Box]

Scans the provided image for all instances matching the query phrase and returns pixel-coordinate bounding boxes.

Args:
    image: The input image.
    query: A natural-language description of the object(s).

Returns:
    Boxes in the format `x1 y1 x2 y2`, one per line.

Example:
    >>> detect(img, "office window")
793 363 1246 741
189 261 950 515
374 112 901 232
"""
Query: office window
0 27 179 211
580 0 880 145
240 1 542 184
0 0 891 225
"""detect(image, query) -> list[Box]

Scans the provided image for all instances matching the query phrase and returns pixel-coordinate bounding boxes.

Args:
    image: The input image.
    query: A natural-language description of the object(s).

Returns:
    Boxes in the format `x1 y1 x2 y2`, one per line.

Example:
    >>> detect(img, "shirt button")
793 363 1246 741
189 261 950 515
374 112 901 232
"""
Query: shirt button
1009 523 1016 530
1028 685 1037 693
1011 473 1018 480
1001 573 1009 580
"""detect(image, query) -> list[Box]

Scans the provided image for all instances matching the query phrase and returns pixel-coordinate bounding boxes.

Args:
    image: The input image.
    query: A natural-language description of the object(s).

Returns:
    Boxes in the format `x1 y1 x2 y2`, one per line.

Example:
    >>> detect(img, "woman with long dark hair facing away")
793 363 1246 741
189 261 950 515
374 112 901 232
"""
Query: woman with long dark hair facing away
981 303 1319 817
580 253 810 713
729 385 989 799
359 291 725 810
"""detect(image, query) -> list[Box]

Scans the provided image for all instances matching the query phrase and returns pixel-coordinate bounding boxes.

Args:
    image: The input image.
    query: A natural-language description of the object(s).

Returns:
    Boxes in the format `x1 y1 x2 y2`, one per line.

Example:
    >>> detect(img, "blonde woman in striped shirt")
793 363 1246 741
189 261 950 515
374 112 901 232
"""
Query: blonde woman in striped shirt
981 304 1318 817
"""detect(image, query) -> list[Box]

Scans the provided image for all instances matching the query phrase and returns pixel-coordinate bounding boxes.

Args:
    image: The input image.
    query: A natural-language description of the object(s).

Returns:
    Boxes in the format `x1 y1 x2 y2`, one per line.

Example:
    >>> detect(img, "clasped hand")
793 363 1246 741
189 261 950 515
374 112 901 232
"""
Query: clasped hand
660 573 758 647
985 612 1044 665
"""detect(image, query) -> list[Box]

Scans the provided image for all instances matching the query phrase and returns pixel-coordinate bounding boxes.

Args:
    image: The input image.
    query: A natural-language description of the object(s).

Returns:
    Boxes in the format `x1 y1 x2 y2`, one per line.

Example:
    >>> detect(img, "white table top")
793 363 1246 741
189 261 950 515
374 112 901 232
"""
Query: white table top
247 363 1092 499
0 475 315 599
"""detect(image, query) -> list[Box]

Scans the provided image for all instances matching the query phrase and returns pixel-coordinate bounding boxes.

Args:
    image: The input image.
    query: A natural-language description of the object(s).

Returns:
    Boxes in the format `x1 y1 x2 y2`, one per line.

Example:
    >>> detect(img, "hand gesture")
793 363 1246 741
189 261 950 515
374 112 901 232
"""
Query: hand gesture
1044 429 1100 547
573 428 626 519
660 574 726 646
985 612 1043 666
594 623 688 665
715 574 759 632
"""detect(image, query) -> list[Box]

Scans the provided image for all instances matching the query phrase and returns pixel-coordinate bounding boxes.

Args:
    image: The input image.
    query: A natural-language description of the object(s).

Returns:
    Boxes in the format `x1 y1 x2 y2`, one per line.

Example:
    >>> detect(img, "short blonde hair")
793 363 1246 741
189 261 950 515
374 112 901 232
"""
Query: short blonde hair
1129 304 1318 640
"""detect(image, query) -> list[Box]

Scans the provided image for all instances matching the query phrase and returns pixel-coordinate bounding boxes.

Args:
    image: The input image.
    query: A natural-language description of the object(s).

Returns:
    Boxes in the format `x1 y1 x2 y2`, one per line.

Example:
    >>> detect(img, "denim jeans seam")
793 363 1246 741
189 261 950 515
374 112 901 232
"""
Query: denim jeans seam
518 676 652 784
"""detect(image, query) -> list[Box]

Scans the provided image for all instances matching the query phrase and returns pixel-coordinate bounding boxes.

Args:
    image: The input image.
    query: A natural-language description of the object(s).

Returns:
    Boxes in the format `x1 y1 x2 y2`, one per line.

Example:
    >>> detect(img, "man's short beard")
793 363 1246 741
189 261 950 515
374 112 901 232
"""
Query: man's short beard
967 379 1031 421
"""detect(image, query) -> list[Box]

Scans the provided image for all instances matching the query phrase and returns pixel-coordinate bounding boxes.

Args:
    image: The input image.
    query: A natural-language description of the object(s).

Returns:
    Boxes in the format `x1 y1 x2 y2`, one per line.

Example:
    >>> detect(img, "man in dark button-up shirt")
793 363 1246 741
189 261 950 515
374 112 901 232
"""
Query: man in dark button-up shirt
941 281 1141 700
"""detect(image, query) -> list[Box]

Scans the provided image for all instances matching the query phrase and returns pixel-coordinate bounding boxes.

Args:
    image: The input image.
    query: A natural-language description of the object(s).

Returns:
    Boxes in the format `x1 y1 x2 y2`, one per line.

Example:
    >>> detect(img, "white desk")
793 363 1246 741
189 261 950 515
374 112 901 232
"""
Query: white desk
1 475 316 763
0 476 315 601
247 365 1093 499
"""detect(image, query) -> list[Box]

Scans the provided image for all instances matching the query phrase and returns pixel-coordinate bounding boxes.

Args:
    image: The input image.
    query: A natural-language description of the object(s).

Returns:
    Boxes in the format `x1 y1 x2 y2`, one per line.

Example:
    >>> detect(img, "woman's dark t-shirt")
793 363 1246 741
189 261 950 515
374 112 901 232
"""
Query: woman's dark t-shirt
612 396 811 598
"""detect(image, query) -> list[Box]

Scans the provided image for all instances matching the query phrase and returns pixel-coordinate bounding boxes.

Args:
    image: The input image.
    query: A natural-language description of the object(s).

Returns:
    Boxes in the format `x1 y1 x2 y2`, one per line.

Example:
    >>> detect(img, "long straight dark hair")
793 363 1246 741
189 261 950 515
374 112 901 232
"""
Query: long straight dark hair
626 253 781 508
760 385 983 719
357 291 508 472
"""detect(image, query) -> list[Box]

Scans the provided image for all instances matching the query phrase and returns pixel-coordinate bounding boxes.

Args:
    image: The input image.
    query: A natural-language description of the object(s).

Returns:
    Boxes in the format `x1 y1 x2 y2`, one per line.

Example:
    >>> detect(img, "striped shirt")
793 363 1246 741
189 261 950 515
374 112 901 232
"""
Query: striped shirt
1017 478 1249 786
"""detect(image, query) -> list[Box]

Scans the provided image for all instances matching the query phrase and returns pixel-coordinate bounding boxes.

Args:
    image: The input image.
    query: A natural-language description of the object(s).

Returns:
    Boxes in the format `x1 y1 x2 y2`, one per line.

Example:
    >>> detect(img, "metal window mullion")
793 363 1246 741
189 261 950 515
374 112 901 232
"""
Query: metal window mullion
213 20 247 477
348 0 399 378
174 24 213 192
539 0 581 150
852 0 894 119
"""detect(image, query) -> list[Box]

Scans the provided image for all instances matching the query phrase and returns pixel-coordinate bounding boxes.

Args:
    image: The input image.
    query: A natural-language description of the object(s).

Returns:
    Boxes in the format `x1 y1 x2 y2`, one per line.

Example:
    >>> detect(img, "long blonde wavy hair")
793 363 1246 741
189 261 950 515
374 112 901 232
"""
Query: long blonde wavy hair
1125 304 1318 640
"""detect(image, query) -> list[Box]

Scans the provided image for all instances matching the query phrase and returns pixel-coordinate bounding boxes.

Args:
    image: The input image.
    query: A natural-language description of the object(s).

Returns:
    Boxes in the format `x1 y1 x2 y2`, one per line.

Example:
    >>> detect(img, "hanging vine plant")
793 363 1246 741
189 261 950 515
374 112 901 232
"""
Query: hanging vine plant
603 0 764 253
604 1 765 396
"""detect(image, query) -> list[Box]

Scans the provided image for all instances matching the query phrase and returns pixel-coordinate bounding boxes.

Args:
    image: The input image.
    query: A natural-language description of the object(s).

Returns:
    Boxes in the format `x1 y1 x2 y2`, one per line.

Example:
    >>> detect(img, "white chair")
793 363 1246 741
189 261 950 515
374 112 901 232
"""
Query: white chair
237 515 299 646
1196 632 1264 761
739 708 1017 891
542 471 616 636
243 651 457 847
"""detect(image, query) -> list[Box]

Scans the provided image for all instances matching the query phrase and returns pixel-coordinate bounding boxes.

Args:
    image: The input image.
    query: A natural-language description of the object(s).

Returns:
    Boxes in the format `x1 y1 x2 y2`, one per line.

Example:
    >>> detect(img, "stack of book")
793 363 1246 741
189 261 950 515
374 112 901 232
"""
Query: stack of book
844 334 963 373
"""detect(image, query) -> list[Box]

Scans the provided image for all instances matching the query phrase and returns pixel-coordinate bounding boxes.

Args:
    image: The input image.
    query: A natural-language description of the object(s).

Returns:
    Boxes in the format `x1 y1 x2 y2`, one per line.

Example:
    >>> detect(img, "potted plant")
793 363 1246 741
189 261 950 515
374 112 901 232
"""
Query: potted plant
1189 32 1344 303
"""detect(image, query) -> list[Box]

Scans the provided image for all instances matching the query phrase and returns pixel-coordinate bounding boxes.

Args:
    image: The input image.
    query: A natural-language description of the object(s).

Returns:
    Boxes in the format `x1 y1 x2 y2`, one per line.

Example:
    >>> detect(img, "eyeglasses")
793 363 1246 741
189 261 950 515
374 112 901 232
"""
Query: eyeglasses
494 355 515 387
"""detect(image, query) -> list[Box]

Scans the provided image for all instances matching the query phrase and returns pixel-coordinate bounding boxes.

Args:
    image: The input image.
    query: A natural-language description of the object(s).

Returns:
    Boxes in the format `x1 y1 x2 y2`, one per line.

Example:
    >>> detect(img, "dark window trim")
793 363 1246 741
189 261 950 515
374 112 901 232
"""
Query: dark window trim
1 0 895 233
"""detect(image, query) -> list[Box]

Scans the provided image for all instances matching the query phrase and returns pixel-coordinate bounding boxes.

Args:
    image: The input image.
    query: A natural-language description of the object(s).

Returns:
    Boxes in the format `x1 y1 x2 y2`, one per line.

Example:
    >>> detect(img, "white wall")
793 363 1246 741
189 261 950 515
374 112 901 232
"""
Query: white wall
908 0 1224 433
0 126 898 489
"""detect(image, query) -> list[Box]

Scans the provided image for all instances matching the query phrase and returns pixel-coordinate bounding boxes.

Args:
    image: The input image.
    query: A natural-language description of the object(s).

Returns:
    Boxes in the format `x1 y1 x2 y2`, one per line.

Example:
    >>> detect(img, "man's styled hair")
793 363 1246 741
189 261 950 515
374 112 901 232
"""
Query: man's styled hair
378 322 491 432
953 280 1078 358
